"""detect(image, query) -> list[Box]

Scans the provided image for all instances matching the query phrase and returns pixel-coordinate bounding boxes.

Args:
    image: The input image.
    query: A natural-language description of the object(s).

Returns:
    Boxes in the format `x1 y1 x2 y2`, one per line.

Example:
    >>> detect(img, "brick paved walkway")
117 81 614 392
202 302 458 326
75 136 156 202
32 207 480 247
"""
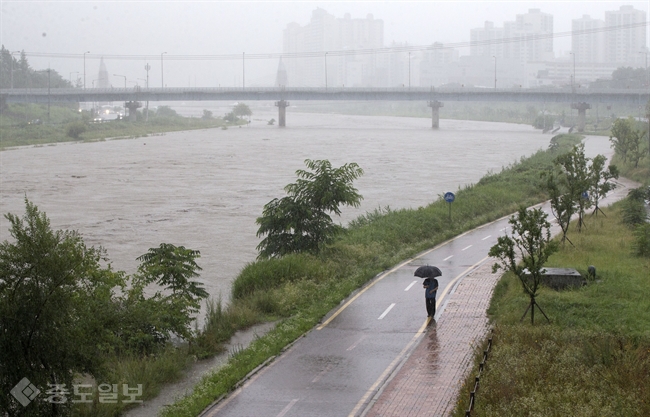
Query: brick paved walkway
364 261 500 417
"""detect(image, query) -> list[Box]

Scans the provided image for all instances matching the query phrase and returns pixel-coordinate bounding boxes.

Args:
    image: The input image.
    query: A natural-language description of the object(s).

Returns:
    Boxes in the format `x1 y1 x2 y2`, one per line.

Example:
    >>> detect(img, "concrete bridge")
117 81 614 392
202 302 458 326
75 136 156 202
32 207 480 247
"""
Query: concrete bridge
2 86 648 131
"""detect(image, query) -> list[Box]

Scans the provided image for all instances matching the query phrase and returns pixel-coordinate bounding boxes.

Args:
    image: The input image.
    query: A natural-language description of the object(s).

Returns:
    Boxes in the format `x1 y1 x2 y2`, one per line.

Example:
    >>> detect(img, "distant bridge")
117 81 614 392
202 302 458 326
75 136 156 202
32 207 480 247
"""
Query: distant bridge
2 86 648 130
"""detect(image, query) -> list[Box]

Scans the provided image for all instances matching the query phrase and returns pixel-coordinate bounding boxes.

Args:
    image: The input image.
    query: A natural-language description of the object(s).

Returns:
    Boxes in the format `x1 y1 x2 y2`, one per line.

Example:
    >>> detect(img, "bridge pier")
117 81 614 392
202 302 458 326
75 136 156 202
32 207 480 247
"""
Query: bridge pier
570 102 591 133
427 100 444 128
125 101 142 122
275 99 289 127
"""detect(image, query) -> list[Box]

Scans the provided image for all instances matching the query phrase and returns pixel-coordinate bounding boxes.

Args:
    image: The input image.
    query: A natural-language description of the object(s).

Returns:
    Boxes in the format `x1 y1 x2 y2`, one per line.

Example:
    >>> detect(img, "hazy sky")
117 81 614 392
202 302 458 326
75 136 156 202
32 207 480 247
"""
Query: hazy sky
1 1 648 87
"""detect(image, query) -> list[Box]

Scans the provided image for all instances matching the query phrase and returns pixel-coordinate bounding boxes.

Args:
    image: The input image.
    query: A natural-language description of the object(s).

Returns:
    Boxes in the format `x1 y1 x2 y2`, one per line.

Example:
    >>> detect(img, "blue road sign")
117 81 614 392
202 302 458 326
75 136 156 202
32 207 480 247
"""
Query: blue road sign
444 192 455 203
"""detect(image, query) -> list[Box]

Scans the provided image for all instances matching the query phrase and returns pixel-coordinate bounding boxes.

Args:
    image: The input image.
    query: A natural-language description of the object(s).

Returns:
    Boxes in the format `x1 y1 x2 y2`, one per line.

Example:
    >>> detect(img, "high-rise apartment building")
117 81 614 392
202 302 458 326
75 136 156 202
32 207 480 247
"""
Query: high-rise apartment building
470 21 504 58
470 9 553 63
419 42 460 86
572 15 605 63
604 5 647 64
503 9 554 63
283 8 383 87
468 9 552 87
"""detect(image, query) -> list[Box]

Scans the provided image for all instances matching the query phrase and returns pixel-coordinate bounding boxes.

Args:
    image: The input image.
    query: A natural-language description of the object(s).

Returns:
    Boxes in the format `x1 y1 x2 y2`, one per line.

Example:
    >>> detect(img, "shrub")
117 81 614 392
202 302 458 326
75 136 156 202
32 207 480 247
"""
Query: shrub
231 253 329 299
633 223 650 257
66 121 86 138
621 188 649 227
155 105 179 118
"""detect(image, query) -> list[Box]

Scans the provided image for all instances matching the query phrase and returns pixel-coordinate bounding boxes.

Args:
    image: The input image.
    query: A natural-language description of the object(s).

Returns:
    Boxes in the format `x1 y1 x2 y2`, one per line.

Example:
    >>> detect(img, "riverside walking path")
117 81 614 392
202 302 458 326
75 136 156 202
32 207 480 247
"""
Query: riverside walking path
199 177 635 417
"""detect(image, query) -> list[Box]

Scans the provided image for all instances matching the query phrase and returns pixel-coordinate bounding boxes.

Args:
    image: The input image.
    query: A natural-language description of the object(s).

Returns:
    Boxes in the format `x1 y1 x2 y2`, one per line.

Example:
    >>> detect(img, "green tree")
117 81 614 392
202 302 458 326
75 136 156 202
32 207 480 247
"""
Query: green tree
542 144 591 241
134 244 208 342
609 117 642 164
233 103 252 120
489 206 558 324
155 105 179 118
0 200 124 416
588 154 619 216
256 159 364 258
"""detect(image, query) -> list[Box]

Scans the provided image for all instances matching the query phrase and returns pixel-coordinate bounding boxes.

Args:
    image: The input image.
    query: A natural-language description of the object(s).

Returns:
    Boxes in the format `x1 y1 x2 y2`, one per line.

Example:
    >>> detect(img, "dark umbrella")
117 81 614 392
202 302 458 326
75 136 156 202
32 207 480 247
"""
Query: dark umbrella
414 265 442 278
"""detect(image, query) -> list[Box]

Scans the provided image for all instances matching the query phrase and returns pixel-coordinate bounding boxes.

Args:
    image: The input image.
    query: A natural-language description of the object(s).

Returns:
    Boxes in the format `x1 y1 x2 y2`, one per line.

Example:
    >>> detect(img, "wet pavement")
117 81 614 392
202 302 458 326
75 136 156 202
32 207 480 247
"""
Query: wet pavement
199 174 636 417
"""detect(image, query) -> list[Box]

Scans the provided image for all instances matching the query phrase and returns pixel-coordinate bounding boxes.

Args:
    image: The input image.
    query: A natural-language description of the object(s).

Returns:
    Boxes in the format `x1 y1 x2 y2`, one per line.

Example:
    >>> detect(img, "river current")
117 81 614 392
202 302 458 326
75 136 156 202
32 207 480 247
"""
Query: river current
0 109 611 306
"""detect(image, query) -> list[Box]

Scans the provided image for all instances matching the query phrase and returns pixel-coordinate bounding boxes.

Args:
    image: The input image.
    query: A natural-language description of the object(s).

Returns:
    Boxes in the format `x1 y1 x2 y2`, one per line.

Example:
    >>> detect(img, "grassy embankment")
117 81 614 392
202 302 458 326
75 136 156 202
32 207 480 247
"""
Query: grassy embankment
0 103 244 150
152 134 583 417
448 133 648 416
451 202 650 417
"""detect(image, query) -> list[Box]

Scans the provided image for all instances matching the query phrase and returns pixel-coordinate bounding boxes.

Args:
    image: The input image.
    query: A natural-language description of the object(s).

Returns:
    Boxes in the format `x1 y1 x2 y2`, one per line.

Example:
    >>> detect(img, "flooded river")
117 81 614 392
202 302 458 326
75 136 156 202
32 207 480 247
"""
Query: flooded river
0 111 608 306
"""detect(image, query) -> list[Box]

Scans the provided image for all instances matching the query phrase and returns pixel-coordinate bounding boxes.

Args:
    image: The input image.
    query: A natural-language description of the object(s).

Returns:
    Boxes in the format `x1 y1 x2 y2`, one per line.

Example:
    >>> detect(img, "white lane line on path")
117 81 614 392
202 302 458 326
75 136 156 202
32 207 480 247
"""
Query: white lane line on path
276 399 299 417
348 318 429 417
378 303 396 320
462 245 473 251
404 281 417 291
482 235 492 240
347 335 367 352
443 255 453 261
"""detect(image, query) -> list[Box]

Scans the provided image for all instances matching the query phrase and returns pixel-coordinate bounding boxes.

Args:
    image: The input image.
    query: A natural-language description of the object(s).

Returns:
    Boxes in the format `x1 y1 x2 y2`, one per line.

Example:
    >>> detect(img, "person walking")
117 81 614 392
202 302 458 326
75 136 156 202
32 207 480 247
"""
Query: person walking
423 277 439 318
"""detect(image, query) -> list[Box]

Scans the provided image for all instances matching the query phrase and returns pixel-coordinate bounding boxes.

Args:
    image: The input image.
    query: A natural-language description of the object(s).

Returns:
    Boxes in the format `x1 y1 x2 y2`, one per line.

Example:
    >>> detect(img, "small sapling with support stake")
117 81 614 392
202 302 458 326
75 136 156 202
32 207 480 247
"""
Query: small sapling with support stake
489 206 558 324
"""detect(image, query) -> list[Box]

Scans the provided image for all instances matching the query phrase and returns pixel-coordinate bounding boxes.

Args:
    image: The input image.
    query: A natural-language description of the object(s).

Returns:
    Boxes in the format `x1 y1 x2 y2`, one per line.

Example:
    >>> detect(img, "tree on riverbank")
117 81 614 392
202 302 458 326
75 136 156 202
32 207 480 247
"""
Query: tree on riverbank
0 200 208 415
0 46 71 89
256 159 364 258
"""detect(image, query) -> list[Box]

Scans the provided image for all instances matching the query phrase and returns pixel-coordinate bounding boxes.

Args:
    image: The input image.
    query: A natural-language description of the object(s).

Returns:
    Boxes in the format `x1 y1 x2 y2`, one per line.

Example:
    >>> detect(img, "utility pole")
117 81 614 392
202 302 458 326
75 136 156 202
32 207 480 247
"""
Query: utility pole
10 50 20 89
242 52 245 90
47 68 51 122
144 63 151 121
493 56 497 89
408 52 411 90
161 52 167 88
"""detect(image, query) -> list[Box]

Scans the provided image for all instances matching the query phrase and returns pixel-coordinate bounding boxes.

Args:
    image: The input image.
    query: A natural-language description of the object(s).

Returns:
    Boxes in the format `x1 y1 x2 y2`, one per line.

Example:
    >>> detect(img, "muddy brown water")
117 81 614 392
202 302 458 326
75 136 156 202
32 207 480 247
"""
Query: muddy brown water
0 111 609 315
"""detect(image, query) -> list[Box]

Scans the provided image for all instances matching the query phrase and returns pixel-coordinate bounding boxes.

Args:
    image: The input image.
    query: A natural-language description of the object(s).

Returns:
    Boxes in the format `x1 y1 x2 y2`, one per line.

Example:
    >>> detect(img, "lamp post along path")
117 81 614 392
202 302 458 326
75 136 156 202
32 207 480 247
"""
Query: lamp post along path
161 52 167 88
83 51 90 90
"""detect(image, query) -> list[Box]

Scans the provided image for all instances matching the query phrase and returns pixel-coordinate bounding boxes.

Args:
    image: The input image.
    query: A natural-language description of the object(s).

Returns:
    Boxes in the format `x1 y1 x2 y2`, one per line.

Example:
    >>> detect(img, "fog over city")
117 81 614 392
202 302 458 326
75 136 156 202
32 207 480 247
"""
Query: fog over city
2 1 649 88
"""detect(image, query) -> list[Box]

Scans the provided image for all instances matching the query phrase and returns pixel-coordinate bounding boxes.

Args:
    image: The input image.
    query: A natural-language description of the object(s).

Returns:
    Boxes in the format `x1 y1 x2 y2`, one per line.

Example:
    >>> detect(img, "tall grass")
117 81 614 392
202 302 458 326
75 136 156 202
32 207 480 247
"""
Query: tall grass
452 203 650 417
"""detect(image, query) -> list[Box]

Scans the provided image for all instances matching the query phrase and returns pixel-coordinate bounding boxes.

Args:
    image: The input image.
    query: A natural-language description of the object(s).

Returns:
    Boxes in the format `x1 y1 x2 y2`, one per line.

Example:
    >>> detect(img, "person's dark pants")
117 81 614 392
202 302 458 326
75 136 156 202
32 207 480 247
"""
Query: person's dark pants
426 297 436 317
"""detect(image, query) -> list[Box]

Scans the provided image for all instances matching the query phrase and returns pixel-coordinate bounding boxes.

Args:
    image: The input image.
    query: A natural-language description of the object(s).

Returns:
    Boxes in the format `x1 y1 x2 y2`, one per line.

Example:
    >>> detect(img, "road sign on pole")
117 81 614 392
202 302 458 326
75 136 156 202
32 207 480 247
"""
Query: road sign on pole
444 192 455 221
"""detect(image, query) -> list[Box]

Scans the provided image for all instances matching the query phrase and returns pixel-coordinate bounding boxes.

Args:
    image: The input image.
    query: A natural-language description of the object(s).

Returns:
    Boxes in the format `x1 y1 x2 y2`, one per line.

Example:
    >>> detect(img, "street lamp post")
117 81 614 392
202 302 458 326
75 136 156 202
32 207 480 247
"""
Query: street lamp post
83 51 90 90
493 56 497 89
144 63 151 88
325 52 328 90
113 74 126 89
642 50 650 156
161 52 167 88
408 52 411 89
570 51 576 91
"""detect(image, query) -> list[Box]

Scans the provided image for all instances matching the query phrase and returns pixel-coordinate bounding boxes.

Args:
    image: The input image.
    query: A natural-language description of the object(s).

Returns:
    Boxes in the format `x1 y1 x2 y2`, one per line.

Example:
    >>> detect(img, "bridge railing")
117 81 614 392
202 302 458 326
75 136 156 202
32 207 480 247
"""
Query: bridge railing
2 86 648 96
